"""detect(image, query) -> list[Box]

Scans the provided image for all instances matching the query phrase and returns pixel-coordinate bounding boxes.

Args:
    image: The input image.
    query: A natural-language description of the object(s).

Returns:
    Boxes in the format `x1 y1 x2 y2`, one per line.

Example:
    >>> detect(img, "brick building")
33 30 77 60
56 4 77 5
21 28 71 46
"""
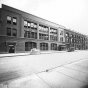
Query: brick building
0 4 88 53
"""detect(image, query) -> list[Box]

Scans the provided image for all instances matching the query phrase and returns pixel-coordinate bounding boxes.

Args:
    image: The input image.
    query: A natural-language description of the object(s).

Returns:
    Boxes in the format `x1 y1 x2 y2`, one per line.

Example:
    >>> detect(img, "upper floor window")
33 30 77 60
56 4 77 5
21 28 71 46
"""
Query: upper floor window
7 16 11 24
24 20 27 27
7 27 11 36
50 28 57 34
12 29 17 36
13 17 17 25
39 25 48 33
60 30 63 35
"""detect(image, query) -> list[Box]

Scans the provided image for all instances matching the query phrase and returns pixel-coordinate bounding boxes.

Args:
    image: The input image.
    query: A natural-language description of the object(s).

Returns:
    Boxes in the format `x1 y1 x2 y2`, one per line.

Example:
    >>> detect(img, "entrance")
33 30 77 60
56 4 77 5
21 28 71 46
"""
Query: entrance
9 45 15 53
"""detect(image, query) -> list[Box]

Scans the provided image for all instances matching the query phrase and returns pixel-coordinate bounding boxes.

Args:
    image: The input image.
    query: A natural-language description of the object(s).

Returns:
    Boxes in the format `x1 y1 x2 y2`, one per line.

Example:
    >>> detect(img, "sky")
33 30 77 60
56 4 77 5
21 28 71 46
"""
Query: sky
0 0 88 35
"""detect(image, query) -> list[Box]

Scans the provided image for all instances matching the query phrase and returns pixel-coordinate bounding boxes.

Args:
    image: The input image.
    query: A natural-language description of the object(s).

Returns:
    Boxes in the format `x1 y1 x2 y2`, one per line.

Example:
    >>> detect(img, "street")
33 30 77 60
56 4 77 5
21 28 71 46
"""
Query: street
0 50 88 88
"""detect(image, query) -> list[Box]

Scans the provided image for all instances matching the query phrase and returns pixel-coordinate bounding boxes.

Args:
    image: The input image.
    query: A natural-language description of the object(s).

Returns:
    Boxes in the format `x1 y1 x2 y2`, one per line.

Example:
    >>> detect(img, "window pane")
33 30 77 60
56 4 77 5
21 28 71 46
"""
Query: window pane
13 29 17 36
24 20 27 27
7 27 11 36
7 16 11 24
13 17 17 25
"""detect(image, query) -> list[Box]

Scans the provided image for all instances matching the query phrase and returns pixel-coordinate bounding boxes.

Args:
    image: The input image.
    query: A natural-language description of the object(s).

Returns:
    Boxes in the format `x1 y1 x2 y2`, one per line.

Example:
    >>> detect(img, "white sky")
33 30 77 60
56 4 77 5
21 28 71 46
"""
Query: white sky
0 0 88 35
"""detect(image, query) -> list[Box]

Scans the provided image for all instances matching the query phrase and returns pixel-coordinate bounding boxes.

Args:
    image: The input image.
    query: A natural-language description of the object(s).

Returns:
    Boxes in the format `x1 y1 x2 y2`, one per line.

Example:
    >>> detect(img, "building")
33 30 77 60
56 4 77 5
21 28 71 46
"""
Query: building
0 4 88 53
0 4 66 53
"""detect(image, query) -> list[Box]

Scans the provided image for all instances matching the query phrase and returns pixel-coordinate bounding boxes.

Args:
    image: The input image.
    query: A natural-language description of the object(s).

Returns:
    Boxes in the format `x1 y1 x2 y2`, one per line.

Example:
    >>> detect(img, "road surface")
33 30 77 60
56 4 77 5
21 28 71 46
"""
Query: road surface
0 50 88 88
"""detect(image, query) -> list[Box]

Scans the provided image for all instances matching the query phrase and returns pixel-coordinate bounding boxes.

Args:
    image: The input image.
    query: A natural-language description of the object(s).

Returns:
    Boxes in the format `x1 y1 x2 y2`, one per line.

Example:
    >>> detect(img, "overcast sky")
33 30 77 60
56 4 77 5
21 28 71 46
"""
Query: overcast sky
0 0 88 35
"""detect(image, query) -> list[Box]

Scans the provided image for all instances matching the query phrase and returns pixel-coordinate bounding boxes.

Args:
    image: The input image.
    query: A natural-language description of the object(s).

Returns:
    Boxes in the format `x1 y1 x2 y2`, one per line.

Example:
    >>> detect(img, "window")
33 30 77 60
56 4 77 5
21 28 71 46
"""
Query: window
28 22 31 28
50 35 57 41
50 28 57 34
39 25 48 33
24 31 28 37
25 42 37 51
39 33 49 40
7 27 11 36
13 17 17 25
24 31 37 39
40 43 48 51
7 16 11 24
24 20 27 27
60 30 63 35
60 37 63 42
51 43 57 50
12 29 17 36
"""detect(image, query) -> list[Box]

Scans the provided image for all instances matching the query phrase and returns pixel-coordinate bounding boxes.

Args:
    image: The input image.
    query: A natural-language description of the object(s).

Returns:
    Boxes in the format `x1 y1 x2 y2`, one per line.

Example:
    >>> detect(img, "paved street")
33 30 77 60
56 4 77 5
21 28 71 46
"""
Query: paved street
0 50 88 88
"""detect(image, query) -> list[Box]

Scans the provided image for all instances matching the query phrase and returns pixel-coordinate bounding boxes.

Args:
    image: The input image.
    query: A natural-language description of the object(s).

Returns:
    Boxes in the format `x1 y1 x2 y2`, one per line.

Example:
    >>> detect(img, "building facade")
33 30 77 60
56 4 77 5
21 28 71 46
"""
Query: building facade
0 4 88 53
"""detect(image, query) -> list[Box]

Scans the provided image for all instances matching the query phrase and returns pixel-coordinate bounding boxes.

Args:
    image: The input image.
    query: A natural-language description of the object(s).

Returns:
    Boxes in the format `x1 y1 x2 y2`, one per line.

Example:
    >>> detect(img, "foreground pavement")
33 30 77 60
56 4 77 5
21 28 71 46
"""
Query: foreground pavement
0 50 88 88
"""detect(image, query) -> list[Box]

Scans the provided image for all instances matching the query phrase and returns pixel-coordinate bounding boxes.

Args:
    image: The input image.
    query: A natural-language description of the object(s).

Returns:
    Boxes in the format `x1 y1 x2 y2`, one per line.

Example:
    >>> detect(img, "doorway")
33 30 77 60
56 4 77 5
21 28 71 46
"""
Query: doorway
9 45 15 53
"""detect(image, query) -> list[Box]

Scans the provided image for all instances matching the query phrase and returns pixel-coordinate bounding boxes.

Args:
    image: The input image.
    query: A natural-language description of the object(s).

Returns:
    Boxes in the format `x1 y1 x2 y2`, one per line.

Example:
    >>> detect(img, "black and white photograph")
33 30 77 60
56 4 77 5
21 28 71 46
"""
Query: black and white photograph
0 0 88 88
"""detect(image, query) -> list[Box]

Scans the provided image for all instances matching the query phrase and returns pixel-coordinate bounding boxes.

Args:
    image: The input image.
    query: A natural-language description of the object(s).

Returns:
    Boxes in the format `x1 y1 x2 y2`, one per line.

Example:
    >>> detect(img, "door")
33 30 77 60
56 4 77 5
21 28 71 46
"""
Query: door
9 45 15 53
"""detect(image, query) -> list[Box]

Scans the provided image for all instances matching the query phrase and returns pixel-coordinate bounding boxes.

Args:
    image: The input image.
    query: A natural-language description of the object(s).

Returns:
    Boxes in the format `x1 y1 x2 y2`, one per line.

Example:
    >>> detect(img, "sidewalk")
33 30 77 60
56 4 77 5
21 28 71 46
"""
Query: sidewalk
0 50 67 58
0 58 88 88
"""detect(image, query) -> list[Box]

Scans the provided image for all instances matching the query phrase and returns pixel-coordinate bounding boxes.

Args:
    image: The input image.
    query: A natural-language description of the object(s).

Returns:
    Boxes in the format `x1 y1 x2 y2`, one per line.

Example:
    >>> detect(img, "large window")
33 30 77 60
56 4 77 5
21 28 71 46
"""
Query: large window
40 43 48 51
7 16 11 24
51 43 57 50
50 35 57 41
24 20 37 30
13 17 17 25
50 28 57 34
39 25 48 33
39 33 49 40
24 31 37 39
12 29 17 36
7 27 11 36
25 42 37 51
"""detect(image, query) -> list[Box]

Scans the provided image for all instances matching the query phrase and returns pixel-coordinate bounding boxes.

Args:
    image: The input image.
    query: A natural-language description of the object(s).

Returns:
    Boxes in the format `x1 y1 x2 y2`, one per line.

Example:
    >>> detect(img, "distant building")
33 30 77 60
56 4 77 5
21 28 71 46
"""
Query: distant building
0 4 88 53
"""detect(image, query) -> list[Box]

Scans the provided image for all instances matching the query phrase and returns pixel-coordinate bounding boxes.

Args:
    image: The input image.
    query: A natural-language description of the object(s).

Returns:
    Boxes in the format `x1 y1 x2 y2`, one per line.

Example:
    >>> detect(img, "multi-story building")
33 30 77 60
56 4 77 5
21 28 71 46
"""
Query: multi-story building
64 29 86 50
0 4 88 53
0 4 66 53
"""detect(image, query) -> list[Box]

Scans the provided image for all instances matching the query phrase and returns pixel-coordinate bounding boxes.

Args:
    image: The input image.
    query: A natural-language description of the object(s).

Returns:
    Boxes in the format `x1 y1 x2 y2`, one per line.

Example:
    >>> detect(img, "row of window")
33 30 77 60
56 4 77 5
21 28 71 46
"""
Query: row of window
7 27 17 36
39 33 49 40
50 28 57 34
66 37 85 43
66 33 85 40
7 16 17 25
50 35 57 41
24 31 37 39
25 42 58 51
39 25 48 33
24 20 37 30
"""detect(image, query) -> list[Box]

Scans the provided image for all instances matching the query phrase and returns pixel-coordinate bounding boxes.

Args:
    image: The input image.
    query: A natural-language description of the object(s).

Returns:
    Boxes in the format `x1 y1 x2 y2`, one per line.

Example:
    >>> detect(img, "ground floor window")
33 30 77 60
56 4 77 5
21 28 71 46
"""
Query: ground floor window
51 43 57 50
40 43 48 51
25 42 37 51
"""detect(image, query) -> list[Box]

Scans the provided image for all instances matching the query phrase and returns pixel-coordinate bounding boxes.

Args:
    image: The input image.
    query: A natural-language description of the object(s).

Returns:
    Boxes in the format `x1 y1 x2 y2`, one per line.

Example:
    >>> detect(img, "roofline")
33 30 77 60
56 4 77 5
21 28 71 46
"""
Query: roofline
1 4 65 28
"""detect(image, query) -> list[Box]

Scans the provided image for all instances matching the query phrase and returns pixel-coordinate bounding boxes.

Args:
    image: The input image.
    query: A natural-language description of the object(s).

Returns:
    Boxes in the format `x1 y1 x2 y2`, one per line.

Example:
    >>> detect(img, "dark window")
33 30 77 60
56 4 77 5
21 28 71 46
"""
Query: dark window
7 16 11 24
39 33 49 40
50 35 57 41
7 27 11 36
13 17 17 25
25 42 37 51
28 21 31 28
12 29 17 36
24 31 28 37
40 43 48 51
60 37 63 42
51 43 57 50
